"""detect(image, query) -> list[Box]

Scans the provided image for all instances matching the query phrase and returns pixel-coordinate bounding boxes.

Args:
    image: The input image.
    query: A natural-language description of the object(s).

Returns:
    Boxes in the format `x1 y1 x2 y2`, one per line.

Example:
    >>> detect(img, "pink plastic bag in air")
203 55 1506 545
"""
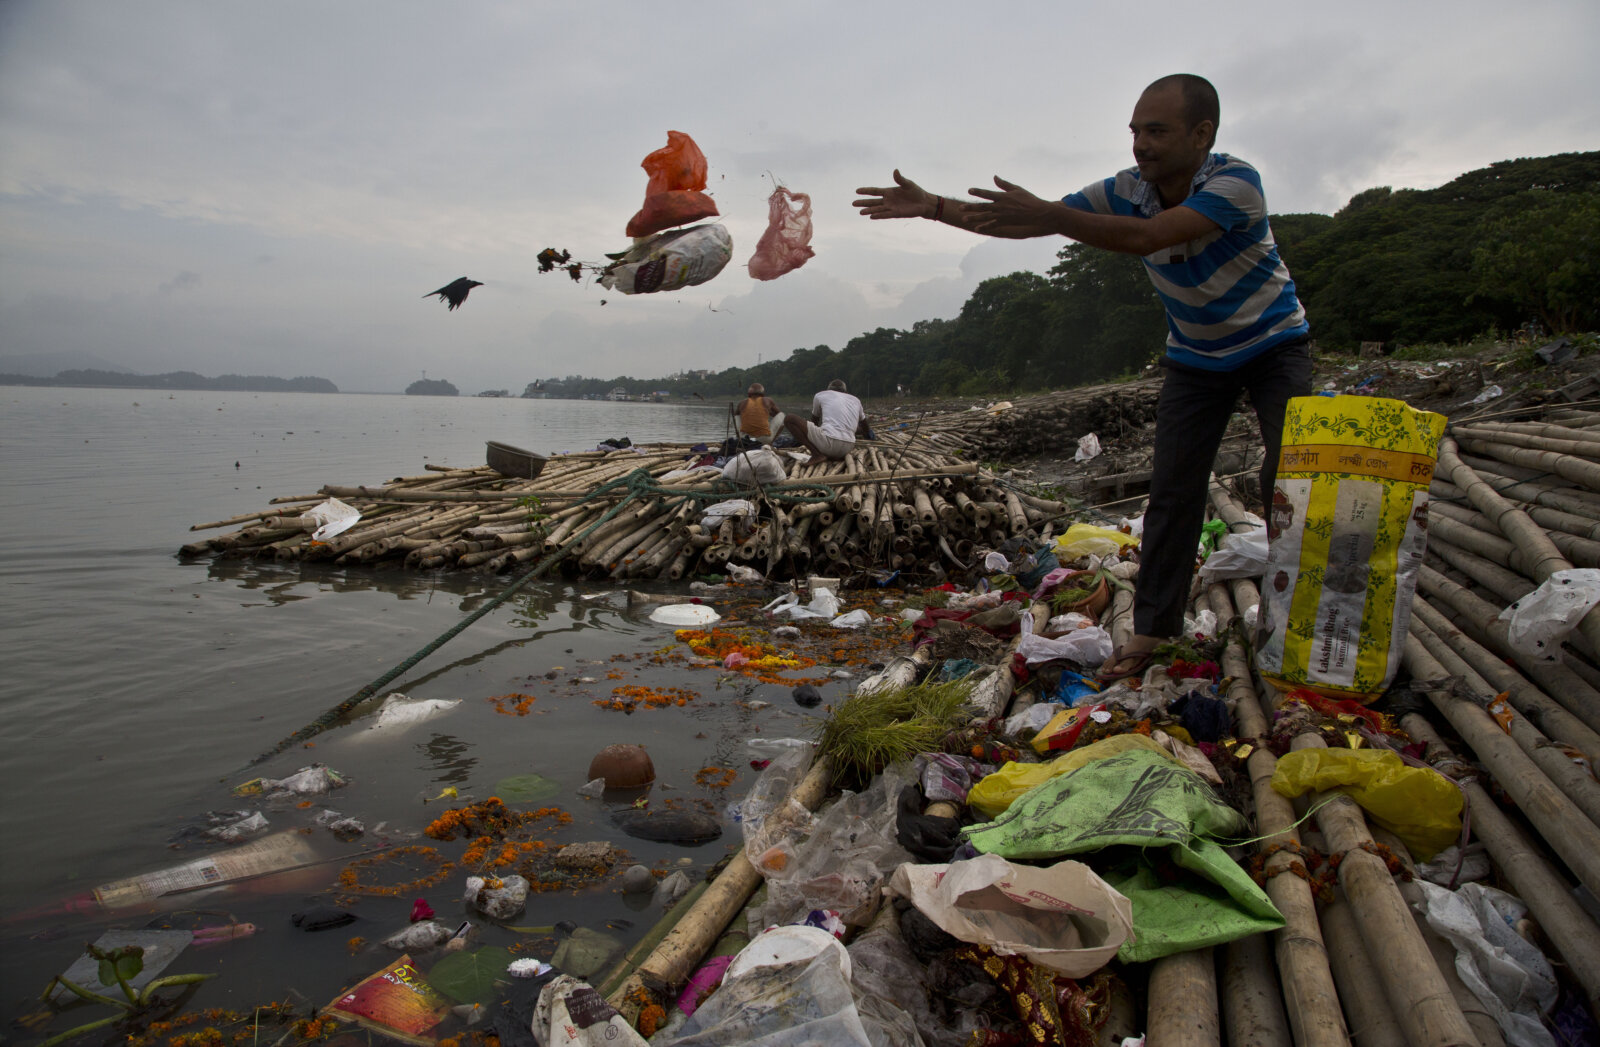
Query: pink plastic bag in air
626 131 720 238
747 186 814 280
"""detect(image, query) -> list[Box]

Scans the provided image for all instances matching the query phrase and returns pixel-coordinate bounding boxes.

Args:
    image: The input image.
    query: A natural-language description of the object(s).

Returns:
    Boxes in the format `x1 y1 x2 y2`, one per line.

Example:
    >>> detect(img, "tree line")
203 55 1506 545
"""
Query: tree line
0 369 338 393
536 149 1598 401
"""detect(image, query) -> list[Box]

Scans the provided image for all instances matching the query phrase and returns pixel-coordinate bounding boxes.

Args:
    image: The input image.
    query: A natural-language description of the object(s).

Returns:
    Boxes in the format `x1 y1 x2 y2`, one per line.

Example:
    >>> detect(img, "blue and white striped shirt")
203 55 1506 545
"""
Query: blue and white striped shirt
1063 154 1309 371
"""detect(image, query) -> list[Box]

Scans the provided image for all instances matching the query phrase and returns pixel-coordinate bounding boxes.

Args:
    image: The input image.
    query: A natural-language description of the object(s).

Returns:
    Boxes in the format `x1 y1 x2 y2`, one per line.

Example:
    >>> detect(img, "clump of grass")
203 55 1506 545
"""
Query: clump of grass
816 678 975 788
901 588 953 611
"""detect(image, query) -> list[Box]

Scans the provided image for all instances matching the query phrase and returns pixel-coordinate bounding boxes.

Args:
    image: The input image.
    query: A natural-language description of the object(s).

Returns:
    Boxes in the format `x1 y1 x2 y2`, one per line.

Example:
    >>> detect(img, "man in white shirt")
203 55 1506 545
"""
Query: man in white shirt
782 379 869 465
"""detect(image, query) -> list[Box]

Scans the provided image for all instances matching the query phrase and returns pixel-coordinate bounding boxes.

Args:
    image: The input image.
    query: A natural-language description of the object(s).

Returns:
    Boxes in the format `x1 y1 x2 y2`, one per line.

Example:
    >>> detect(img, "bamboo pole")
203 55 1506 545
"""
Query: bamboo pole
1397 708 1600 1019
1410 597 1600 760
1452 433 1600 493
608 755 833 1024
1425 537 1536 606
1417 566 1600 735
1220 934 1294 1047
1145 948 1220 1047
1289 733 1478 1047
1315 895 1408 1047
1402 635 1600 899
1409 613 1600 826
1208 583 1349 1047
1439 436 1600 655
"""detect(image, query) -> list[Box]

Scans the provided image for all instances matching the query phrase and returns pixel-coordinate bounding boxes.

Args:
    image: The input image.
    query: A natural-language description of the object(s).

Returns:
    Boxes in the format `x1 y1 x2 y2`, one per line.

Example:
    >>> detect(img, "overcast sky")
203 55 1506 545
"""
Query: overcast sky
1 1 1595 393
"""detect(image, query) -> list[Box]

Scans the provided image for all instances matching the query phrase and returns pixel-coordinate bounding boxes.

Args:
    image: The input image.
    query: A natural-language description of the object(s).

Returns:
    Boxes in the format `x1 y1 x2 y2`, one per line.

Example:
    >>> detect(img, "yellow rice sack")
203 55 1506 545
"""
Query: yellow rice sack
1256 395 1445 701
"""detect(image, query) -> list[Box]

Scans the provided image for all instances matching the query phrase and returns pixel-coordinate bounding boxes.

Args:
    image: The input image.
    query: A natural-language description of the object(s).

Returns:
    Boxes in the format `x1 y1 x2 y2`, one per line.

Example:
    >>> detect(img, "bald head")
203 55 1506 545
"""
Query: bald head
1144 74 1219 150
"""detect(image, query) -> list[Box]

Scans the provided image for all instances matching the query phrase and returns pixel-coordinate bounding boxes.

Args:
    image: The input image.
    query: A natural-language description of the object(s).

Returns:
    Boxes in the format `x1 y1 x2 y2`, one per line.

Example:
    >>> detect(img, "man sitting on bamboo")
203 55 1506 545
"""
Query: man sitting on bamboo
732 383 783 445
783 379 870 466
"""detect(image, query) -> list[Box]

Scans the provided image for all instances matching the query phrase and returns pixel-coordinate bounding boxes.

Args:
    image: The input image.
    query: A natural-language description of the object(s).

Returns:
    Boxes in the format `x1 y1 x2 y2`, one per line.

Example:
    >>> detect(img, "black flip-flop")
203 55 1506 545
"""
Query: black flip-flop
1096 646 1156 684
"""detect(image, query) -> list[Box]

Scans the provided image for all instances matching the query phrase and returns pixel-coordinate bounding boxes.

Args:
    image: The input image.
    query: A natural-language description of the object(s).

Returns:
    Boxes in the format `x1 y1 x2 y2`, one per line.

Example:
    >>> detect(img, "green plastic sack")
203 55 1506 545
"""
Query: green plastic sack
1271 748 1461 860
963 748 1283 963
967 735 1175 820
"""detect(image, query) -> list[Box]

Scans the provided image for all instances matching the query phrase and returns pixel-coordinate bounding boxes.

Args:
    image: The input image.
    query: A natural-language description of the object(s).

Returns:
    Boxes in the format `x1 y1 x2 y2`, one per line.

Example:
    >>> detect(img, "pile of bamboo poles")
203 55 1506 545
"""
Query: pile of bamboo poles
877 380 1162 461
180 433 1074 582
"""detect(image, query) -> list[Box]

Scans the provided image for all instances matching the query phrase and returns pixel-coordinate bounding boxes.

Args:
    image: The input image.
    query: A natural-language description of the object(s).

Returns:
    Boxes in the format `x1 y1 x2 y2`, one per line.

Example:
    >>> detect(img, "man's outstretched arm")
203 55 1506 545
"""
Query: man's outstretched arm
855 171 1217 254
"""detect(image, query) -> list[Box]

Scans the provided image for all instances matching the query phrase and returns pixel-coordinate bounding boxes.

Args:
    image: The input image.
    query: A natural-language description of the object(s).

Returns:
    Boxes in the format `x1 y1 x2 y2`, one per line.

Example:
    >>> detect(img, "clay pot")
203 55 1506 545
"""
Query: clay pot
588 744 655 788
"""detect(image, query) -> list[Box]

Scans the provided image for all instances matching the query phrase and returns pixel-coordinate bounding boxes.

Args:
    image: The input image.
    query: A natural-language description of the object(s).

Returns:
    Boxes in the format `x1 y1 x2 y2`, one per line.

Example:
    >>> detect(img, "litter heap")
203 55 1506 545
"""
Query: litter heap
579 405 1600 1044
878 382 1162 462
180 433 1076 584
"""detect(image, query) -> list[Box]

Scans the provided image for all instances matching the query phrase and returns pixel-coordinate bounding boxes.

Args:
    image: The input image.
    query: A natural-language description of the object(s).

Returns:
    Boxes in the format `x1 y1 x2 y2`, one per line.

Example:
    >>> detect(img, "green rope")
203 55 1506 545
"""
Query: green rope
252 468 838 763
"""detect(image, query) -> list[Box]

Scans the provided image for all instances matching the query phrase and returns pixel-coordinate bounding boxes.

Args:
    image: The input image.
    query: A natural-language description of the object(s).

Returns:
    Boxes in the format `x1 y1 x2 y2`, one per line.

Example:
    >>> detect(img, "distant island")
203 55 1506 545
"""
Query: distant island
0 368 338 393
406 378 458 396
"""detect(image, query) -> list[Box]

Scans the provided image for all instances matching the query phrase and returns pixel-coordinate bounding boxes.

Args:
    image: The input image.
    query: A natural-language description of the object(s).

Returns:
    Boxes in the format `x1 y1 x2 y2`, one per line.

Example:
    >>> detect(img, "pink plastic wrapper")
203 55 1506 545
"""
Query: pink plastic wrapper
747 186 814 280
677 954 734 1016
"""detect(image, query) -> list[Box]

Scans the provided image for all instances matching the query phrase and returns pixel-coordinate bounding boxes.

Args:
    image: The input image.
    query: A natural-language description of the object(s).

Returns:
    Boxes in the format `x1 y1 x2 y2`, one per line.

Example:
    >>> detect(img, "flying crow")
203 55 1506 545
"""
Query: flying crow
424 277 482 311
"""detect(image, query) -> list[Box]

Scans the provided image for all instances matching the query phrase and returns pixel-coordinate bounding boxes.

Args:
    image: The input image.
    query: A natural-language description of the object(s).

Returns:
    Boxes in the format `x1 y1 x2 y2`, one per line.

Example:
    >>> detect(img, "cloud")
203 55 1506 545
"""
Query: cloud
0 0 1595 392
158 270 202 294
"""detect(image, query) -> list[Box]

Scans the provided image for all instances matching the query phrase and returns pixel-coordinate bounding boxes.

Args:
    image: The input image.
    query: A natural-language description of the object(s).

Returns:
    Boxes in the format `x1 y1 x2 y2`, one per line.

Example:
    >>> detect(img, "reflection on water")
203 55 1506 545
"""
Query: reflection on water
418 733 477 785
0 387 773 1027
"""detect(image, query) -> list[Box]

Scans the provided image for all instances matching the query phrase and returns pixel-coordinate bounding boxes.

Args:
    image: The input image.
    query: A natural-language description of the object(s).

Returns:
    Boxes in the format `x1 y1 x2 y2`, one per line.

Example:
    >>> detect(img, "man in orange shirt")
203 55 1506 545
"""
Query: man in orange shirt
732 383 782 444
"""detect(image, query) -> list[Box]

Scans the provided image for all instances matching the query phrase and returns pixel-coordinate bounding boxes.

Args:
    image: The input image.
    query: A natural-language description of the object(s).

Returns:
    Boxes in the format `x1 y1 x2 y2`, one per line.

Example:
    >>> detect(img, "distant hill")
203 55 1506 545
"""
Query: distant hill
406 378 459 396
0 368 338 393
0 351 133 377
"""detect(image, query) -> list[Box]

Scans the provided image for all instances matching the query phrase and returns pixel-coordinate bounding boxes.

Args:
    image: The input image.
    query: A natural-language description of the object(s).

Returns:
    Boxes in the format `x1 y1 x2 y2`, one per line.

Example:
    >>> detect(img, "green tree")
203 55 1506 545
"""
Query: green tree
1470 190 1600 333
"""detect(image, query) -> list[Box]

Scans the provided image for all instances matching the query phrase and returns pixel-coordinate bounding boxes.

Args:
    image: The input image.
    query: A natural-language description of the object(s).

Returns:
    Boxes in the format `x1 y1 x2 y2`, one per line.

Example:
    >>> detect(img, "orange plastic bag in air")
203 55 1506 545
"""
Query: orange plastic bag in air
625 131 720 238
748 186 814 280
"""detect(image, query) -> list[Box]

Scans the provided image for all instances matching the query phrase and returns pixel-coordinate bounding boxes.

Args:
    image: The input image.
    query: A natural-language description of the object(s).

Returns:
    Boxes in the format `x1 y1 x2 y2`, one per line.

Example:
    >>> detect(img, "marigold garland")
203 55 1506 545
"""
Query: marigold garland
594 685 697 712
336 845 455 897
693 766 737 788
487 692 537 716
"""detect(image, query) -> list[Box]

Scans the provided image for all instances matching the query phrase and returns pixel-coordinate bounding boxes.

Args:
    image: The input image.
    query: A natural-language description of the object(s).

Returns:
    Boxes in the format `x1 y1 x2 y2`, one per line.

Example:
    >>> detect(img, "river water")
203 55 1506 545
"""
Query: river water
0 386 848 1025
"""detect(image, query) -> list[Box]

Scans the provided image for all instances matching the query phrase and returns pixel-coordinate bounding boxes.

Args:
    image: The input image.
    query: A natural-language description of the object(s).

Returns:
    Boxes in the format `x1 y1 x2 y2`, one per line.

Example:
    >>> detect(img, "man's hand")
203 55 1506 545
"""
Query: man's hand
965 177 1063 236
854 169 935 220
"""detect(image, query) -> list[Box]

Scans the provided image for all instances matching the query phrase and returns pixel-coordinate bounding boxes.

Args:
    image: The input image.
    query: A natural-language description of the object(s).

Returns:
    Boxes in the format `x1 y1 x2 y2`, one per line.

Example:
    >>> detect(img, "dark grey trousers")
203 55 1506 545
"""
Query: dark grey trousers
1134 339 1313 639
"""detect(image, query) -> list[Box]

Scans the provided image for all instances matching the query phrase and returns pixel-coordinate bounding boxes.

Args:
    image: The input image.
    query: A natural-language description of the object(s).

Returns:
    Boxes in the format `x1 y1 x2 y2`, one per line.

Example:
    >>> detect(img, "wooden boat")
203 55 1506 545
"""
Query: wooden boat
485 440 547 480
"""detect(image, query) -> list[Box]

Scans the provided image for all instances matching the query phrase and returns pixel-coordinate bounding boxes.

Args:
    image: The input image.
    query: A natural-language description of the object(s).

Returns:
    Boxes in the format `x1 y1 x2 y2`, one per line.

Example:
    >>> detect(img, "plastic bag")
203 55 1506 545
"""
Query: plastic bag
1498 568 1600 662
1197 527 1269 582
764 588 840 620
1414 882 1558 1047
736 744 816 877
625 131 719 238
1017 611 1112 666
721 447 786 485
1055 523 1139 560
886 853 1133 977
599 224 732 295
1270 747 1461 859
748 186 814 280
1073 433 1101 462
751 763 914 929
300 497 361 541
701 498 757 528
659 926 879 1046
535 975 648 1047
369 694 461 731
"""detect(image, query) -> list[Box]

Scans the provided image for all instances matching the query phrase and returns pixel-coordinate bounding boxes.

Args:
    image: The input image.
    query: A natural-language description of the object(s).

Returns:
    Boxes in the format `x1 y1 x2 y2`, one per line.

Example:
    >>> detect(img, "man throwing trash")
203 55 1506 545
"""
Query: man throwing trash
783 379 870 465
855 73 1311 682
